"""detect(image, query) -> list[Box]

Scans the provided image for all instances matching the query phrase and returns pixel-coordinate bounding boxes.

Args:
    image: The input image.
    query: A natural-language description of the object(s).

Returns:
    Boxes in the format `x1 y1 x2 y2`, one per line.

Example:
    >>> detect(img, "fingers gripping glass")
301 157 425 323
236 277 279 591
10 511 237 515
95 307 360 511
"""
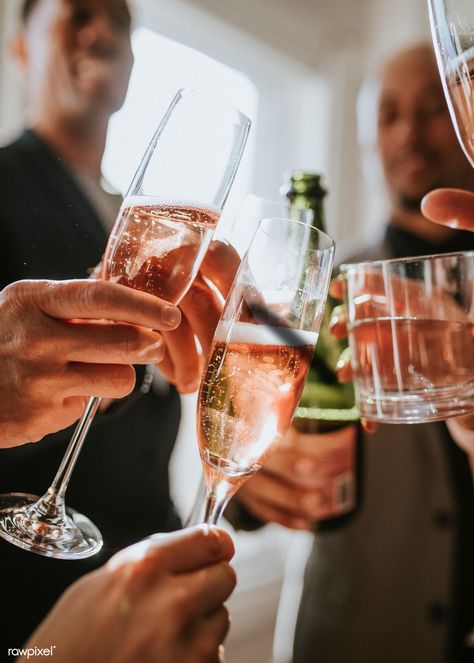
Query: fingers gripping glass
0 90 250 559
189 217 335 525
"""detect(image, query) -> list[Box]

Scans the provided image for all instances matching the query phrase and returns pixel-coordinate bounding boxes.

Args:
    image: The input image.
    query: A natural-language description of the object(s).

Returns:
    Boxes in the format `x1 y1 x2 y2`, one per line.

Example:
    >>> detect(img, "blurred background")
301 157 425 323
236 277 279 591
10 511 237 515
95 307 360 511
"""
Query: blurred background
0 0 432 661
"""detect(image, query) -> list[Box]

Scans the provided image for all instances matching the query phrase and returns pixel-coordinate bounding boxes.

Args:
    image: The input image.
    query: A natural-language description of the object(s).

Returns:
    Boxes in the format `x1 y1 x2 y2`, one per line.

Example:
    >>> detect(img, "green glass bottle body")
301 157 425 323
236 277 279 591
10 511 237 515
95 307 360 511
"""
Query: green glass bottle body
281 171 361 530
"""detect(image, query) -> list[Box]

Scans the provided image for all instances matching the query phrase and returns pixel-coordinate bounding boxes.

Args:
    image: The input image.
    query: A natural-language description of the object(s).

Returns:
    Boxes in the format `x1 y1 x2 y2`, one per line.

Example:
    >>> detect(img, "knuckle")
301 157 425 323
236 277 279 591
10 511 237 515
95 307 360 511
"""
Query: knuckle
165 582 196 628
106 365 136 396
123 325 145 356
66 279 110 313
22 372 47 400
186 285 211 315
21 329 50 362
1 281 25 307
172 583 193 616
81 279 109 310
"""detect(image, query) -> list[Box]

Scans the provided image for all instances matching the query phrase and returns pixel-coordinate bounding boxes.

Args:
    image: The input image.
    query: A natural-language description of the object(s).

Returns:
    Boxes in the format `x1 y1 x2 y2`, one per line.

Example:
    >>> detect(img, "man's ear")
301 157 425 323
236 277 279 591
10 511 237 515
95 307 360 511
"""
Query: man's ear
9 33 28 70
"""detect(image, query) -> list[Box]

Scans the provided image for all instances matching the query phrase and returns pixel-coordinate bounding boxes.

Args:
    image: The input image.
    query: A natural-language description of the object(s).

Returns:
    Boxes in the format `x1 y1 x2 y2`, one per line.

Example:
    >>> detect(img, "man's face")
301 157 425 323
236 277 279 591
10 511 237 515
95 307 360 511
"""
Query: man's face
376 47 472 209
23 0 133 119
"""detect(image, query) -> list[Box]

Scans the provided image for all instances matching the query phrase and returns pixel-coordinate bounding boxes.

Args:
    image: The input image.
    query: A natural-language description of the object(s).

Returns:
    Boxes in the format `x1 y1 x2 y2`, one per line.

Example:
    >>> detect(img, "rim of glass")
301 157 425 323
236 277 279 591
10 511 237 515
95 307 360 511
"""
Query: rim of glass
174 87 251 125
257 216 335 251
340 249 474 273
242 193 312 212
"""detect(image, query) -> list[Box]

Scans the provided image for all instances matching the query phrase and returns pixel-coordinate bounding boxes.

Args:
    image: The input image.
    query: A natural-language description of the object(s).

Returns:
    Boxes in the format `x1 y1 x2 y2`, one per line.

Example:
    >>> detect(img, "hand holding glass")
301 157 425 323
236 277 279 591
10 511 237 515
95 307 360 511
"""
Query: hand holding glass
193 217 335 525
0 89 250 559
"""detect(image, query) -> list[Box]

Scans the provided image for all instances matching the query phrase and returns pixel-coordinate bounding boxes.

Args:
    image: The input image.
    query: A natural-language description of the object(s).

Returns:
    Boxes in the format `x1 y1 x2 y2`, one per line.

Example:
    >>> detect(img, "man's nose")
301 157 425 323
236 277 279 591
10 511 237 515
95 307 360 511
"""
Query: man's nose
395 112 424 145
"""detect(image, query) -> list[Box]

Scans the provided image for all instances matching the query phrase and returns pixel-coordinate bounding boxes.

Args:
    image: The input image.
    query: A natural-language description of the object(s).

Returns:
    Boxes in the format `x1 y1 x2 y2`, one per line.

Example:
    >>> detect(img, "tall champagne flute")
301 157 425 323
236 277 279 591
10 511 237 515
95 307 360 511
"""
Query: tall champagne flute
185 195 313 525
0 89 250 559
193 217 335 525
429 0 474 166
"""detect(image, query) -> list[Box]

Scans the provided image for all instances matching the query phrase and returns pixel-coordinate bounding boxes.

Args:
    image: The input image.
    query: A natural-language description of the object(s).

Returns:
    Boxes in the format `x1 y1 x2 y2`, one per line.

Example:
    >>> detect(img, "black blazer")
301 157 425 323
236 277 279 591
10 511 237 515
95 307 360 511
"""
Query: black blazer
0 130 181 651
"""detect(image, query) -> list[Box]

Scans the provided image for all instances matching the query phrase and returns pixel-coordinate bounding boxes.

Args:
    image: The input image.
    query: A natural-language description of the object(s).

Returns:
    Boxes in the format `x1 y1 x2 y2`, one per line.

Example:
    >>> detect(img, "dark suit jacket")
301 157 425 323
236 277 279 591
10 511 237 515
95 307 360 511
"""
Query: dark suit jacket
0 130 181 651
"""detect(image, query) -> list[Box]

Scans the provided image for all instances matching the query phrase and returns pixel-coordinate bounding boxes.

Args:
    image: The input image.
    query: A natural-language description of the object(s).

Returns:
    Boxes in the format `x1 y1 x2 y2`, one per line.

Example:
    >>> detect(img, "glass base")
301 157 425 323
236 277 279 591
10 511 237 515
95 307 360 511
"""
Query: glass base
358 385 474 424
0 493 103 560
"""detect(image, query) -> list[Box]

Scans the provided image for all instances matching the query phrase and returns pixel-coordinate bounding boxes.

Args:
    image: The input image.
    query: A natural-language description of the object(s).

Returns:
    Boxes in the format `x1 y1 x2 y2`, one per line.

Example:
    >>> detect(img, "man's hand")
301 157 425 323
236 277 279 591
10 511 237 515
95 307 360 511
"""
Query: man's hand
0 279 181 447
21 526 236 663
423 187 474 468
235 425 358 530
159 240 240 393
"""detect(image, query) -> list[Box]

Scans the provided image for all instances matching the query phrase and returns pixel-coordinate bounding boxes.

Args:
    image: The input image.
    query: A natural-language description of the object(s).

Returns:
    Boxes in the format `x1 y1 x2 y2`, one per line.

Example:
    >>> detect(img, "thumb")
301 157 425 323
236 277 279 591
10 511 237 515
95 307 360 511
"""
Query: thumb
107 526 235 577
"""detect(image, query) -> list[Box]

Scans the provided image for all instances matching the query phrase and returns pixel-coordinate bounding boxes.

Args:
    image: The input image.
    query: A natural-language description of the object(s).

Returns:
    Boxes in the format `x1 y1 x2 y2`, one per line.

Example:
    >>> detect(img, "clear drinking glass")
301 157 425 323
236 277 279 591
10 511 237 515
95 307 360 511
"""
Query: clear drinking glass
341 251 474 424
429 0 474 166
192 217 335 525
0 89 250 559
184 195 314 525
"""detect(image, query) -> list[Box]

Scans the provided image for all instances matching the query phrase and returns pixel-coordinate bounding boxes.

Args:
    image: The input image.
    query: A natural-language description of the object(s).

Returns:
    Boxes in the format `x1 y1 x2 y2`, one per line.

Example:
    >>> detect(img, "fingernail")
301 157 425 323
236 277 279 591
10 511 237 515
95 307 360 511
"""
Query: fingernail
162 304 181 327
201 525 223 555
335 347 352 371
328 304 344 329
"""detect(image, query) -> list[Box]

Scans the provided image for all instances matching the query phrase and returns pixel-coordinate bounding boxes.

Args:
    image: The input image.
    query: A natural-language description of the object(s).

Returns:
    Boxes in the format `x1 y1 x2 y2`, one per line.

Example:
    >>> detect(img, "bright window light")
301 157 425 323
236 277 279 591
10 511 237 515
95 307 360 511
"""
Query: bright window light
102 27 258 231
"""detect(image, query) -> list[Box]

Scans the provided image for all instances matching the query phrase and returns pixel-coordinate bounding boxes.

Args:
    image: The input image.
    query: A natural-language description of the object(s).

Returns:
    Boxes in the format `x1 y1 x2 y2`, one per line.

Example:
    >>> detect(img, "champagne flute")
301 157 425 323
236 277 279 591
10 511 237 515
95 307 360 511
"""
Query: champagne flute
429 0 474 166
184 195 313 526
192 217 335 525
0 89 250 559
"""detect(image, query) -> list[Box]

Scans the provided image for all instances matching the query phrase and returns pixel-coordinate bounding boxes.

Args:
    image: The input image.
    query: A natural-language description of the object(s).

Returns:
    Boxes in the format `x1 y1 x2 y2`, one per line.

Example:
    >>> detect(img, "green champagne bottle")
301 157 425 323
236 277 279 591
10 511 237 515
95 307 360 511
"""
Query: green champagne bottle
281 171 361 529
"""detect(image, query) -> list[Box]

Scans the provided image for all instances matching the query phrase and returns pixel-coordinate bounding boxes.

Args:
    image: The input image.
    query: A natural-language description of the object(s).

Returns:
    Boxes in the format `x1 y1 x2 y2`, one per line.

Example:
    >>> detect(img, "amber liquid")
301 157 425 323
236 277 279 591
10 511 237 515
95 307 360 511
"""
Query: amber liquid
350 317 474 422
198 321 316 490
103 198 220 304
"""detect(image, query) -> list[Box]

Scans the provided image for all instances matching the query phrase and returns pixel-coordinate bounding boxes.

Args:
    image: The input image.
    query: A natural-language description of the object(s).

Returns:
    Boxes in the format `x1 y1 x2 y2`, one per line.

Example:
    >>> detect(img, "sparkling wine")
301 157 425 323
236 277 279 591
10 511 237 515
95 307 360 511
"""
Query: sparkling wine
103 197 220 304
445 49 474 167
198 321 317 487
350 317 474 421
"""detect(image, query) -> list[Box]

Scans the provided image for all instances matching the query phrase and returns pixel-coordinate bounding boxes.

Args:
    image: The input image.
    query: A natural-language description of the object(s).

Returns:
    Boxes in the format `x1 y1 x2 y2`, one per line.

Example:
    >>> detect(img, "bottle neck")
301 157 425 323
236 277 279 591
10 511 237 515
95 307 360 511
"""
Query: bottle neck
288 193 327 233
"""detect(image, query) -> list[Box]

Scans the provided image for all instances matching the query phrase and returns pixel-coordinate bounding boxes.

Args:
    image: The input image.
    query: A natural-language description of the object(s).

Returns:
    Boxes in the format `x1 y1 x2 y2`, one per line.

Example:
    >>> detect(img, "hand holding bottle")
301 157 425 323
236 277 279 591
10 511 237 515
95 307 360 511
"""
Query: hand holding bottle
234 424 358 530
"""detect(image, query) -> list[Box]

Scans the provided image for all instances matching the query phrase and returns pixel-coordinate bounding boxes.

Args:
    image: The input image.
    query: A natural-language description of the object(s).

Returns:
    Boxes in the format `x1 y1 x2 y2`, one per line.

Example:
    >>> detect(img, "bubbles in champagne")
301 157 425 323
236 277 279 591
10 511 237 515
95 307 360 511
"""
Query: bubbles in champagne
198 321 316 483
103 197 220 304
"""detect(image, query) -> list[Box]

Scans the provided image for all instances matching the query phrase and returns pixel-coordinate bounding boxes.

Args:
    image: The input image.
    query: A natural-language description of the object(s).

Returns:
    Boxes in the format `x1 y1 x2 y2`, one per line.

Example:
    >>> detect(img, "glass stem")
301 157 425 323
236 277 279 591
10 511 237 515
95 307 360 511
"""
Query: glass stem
203 478 238 525
37 397 101 513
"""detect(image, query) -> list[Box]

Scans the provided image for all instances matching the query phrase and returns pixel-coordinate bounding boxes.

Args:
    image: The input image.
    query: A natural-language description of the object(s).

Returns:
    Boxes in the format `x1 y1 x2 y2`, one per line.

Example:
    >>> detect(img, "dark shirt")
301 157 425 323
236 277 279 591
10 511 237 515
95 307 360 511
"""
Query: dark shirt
292 223 474 663
0 130 182 652
384 223 474 663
